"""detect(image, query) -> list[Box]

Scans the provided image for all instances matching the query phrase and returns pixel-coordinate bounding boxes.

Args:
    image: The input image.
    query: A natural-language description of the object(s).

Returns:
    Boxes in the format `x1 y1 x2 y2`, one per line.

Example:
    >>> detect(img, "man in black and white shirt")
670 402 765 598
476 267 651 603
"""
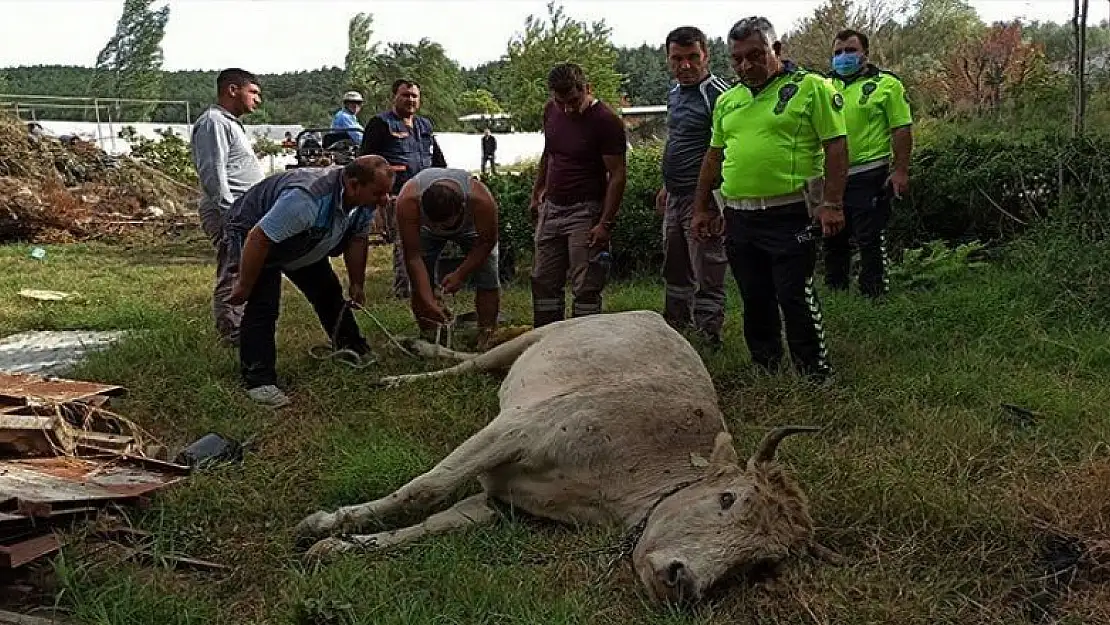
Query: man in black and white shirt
656 26 730 347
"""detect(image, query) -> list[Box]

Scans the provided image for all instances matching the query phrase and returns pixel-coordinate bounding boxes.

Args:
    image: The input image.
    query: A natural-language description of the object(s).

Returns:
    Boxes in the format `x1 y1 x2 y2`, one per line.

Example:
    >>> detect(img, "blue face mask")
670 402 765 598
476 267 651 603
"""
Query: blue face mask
832 52 864 76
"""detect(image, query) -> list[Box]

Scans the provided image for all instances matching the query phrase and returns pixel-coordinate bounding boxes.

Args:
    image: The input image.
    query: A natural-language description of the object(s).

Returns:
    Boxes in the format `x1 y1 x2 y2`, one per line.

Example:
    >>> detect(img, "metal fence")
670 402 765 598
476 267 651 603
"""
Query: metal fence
0 94 192 152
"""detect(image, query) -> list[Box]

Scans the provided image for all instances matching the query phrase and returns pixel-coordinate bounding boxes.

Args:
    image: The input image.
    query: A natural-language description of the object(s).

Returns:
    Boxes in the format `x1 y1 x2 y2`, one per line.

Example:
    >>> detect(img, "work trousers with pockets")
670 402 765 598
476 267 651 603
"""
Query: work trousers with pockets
530 199 608 328
238 257 368 389
662 192 728 340
198 204 243 340
822 166 892 297
379 198 410 298
724 202 831 379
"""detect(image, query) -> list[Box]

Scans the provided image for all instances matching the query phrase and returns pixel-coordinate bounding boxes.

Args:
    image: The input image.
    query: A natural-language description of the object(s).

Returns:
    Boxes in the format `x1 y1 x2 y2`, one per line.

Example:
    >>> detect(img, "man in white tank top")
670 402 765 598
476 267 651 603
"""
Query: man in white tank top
395 167 502 346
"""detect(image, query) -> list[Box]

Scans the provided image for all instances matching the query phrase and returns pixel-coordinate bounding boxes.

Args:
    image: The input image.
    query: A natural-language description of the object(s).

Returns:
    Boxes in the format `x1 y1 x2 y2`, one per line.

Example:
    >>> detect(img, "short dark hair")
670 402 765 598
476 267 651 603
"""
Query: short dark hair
391 79 420 95
835 29 870 53
421 182 465 223
547 63 586 95
665 26 708 51
728 16 778 45
216 68 257 95
344 155 392 185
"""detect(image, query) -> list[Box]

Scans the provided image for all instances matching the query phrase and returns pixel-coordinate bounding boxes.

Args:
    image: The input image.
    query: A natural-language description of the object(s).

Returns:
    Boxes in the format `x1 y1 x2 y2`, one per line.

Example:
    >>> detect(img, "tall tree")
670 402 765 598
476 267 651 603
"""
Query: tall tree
92 0 170 121
501 1 621 131
781 0 902 71
345 13 380 105
938 21 1044 111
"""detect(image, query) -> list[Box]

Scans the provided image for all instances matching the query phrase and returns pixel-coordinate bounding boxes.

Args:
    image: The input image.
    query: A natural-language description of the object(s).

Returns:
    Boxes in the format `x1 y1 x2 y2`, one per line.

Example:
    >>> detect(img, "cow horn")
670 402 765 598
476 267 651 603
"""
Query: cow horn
747 425 822 469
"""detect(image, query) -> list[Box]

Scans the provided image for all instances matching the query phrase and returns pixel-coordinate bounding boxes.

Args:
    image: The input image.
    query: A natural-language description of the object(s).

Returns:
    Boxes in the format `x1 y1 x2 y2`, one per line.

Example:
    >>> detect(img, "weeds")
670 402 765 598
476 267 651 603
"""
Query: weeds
1 230 1108 624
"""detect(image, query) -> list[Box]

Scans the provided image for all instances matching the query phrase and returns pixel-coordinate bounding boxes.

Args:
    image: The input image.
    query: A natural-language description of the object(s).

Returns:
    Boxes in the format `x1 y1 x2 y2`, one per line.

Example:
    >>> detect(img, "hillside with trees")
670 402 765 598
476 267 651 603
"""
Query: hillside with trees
3 0 1108 132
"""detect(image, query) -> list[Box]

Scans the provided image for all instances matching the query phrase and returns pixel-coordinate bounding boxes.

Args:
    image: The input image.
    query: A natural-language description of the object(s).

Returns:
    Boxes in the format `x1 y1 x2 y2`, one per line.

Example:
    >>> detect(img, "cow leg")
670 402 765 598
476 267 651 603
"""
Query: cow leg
378 331 542 387
305 493 497 560
295 419 521 544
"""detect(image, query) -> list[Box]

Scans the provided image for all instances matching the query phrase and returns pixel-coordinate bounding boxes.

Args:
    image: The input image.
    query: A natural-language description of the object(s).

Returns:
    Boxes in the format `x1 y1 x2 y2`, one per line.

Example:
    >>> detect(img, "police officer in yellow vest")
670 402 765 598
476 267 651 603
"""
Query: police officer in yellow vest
822 29 913 298
692 16 848 382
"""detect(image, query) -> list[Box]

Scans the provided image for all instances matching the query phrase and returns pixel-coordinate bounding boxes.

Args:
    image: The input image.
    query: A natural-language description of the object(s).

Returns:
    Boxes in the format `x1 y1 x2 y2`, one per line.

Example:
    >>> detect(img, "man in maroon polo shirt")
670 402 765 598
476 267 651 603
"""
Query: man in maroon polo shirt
528 62 628 327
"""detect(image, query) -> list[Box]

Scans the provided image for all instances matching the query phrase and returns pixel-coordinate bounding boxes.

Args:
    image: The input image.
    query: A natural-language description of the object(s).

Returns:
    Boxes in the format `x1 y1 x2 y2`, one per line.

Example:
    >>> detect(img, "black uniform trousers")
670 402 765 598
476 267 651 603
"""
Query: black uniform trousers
822 166 892 297
724 202 831 379
240 258 369 389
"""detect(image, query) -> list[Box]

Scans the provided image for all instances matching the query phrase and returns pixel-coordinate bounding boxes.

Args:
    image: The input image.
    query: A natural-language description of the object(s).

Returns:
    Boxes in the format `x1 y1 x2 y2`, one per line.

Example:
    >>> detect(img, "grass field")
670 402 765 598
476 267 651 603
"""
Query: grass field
1 233 1109 625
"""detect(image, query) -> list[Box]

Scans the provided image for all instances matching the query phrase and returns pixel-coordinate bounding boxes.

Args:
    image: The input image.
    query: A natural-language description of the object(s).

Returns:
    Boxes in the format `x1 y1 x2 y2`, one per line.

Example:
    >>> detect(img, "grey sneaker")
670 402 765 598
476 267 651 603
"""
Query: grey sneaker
246 385 292 408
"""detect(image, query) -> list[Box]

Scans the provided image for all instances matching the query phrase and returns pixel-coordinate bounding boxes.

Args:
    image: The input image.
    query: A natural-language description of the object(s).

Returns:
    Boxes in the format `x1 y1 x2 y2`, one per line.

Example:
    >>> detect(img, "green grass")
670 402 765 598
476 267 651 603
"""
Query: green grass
2 233 1109 624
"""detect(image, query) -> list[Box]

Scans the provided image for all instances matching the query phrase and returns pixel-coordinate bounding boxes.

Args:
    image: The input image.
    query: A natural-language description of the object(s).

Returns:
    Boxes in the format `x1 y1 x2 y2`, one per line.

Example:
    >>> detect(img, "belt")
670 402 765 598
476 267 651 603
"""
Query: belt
848 158 889 176
722 191 806 211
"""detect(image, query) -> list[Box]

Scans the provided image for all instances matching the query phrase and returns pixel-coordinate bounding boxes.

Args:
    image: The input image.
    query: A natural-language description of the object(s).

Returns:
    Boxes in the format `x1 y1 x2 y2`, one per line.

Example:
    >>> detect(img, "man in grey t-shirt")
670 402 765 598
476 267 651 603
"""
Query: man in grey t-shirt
190 68 266 346
656 26 730 346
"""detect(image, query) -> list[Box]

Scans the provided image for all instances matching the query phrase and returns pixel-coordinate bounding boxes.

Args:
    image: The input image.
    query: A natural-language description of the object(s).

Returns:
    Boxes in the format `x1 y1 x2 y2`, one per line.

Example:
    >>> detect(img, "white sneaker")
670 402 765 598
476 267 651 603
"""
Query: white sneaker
246 385 292 408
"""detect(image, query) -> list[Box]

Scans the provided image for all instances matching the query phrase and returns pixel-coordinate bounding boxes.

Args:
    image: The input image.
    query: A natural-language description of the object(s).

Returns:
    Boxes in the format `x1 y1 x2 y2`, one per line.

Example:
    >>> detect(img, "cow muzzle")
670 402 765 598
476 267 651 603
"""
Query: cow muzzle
646 555 700 605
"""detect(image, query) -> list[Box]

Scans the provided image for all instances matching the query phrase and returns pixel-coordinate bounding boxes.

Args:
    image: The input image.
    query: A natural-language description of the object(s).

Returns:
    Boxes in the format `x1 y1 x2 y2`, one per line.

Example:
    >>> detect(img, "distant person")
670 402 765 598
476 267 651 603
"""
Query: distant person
656 25 730 348
529 62 628 327
190 67 266 347
358 79 447 299
822 28 914 298
331 91 365 145
481 128 497 175
395 167 501 348
223 156 395 408
281 131 295 150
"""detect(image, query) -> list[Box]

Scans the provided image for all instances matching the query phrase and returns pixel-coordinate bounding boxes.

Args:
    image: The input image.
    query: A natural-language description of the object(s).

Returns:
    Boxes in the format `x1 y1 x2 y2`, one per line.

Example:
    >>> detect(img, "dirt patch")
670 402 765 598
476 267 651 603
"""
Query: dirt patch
1010 460 1110 621
0 116 197 243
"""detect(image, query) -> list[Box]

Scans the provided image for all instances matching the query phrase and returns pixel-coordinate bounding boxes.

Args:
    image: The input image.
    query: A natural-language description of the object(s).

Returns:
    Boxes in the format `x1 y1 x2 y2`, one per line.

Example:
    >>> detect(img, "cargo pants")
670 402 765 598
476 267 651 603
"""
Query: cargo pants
725 202 831 380
823 166 892 298
530 199 609 327
198 203 243 342
662 192 728 341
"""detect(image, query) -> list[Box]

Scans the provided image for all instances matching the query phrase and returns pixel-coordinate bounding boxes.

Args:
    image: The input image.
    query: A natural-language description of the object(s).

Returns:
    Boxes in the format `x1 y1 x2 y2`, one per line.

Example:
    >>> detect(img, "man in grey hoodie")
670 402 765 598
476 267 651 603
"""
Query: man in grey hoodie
190 68 266 346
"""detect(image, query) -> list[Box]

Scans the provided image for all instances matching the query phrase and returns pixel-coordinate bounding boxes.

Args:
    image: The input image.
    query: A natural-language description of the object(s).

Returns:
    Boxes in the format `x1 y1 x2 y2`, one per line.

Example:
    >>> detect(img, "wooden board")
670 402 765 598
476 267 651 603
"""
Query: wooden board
0 373 126 407
0 457 185 517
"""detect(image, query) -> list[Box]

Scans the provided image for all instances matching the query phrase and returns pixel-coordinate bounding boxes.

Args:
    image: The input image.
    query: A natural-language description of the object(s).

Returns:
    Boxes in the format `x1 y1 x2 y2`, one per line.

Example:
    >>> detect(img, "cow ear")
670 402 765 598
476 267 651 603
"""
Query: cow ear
709 431 739 467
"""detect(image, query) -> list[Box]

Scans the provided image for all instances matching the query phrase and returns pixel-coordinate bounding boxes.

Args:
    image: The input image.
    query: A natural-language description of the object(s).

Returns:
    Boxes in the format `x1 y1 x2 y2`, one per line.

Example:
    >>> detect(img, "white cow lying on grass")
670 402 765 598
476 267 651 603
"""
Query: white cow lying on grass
295 310 835 605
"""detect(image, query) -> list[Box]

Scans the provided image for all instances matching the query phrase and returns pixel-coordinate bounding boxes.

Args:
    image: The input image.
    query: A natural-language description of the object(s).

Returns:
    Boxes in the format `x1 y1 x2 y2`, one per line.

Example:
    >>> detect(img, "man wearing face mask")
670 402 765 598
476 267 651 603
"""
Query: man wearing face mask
656 26 730 348
358 79 448 299
822 29 913 298
691 16 848 383
529 63 628 327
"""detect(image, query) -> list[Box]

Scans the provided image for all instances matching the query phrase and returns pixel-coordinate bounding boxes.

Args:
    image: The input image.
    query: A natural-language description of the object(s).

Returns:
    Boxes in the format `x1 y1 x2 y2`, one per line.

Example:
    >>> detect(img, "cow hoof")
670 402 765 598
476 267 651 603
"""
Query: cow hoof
374 376 403 389
293 511 334 549
304 537 355 563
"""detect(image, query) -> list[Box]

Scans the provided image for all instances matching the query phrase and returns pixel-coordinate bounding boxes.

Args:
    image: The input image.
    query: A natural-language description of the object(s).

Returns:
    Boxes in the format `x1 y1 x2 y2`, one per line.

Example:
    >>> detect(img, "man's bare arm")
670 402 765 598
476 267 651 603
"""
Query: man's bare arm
891 126 913 177
234 226 272 299
450 181 498 280
821 136 848 206
530 148 548 205
396 192 437 309
692 147 724 217
599 154 627 225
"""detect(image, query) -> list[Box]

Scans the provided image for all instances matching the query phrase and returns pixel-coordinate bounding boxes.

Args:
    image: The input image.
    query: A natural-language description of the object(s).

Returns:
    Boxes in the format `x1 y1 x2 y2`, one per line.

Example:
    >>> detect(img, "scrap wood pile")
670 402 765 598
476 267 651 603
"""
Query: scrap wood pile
0 371 192 570
0 115 198 243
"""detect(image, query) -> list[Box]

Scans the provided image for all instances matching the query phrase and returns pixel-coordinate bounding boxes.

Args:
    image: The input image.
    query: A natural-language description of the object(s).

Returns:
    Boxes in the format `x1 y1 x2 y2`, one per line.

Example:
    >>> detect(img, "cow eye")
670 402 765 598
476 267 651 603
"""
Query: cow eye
719 492 736 509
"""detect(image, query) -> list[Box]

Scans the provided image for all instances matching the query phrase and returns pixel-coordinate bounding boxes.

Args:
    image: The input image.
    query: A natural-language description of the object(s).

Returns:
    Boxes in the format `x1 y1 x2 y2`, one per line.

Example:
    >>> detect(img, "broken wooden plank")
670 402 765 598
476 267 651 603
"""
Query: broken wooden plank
0 372 126 406
0 457 186 517
0 532 60 568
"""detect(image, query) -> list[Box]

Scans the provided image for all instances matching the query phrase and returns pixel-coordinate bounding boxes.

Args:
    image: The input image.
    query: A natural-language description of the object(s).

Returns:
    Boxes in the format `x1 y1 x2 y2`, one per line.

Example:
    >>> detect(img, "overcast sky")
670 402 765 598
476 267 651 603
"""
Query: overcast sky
3 0 1108 73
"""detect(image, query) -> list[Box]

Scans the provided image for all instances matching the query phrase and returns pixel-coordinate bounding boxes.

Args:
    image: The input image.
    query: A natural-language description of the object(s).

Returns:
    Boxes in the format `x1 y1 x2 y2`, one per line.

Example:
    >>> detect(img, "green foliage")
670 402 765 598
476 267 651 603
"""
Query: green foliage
501 1 621 131
118 125 197 185
892 128 1110 249
344 13 379 104
888 240 988 290
481 140 665 276
458 89 503 115
92 0 171 120
372 40 465 131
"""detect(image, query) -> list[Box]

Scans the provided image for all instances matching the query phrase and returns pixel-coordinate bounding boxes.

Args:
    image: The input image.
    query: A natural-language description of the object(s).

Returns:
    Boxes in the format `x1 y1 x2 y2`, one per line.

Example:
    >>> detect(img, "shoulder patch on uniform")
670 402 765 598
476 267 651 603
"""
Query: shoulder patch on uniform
775 83 800 114
832 92 844 110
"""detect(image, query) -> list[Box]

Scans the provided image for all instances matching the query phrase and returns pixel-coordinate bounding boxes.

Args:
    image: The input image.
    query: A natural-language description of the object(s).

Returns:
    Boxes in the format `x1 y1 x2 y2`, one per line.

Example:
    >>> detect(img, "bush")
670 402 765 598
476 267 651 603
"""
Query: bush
480 139 665 278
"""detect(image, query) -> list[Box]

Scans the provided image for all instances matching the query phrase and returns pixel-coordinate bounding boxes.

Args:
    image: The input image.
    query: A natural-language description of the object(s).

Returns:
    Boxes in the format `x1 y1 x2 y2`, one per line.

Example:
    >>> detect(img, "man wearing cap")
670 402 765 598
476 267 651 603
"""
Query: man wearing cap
331 91 365 145
691 16 848 382
822 29 913 298
358 79 448 299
